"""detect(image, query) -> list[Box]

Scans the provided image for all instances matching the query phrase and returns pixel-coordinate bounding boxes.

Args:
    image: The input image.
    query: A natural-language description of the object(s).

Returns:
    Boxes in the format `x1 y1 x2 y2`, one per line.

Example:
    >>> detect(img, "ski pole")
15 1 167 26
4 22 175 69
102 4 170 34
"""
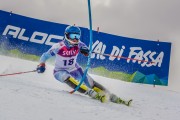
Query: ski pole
92 51 155 64
70 0 93 94
0 70 37 77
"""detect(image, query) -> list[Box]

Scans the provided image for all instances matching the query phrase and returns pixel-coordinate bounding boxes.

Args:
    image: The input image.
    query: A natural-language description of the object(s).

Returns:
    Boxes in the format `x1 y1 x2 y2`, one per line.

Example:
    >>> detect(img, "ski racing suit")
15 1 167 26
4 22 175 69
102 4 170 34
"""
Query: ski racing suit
38 40 132 105
39 40 107 97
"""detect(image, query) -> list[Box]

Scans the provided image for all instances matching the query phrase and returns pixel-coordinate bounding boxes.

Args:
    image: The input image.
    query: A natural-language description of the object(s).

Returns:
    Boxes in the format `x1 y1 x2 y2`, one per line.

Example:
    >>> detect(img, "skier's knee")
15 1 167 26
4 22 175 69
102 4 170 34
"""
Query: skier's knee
54 71 70 83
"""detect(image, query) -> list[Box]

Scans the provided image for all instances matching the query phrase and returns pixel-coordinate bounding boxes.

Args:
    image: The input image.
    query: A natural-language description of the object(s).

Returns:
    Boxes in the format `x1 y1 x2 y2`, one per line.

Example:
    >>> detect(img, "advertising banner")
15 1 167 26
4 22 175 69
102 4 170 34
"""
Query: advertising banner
0 10 171 86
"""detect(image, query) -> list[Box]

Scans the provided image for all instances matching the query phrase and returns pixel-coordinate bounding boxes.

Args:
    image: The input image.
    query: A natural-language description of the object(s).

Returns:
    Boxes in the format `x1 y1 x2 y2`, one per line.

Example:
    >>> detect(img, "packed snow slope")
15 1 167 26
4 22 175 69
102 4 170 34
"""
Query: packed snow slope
0 55 180 120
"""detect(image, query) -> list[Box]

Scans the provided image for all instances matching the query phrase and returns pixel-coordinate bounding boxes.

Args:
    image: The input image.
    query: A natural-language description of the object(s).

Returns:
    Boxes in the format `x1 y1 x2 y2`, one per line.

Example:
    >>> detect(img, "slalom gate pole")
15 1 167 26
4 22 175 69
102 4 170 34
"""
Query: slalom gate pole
92 51 155 64
70 0 93 94
0 70 37 77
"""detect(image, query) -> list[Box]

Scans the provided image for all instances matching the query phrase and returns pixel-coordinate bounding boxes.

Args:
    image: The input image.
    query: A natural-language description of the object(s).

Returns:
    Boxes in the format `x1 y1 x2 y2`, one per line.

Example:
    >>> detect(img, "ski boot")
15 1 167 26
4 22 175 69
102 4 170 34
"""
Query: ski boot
65 77 107 103
86 89 107 103
110 94 132 106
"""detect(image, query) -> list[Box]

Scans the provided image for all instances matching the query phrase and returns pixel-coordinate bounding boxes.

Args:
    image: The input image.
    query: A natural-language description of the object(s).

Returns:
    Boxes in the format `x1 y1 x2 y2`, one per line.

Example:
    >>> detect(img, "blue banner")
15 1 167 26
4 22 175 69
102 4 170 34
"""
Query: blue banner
0 10 171 86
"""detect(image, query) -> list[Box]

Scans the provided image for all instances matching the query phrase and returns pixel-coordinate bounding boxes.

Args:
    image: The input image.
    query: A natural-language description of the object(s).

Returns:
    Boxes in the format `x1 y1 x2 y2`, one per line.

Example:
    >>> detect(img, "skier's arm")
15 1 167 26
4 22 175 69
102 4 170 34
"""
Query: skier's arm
37 43 60 73
39 51 54 63
39 43 60 63
79 42 89 56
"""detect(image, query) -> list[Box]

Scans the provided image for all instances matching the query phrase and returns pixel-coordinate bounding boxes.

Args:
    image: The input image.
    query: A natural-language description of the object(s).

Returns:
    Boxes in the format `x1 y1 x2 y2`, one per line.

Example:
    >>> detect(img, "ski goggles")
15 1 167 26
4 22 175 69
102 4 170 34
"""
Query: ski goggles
69 34 80 40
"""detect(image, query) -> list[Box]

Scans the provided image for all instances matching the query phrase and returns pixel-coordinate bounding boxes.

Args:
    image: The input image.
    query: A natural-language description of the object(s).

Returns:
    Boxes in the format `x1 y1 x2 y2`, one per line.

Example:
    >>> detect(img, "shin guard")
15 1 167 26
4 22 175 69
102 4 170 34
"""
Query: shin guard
64 77 88 93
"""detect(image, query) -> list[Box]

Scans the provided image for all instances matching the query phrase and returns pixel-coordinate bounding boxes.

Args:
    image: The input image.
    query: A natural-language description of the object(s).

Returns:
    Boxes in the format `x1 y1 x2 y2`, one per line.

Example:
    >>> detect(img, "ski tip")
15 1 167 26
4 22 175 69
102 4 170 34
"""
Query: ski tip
69 90 75 94
127 99 133 106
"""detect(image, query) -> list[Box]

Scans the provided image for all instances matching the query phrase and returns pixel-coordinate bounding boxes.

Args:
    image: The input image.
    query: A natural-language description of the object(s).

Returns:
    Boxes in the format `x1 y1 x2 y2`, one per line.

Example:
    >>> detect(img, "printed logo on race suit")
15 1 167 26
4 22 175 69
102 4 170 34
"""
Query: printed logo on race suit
57 46 79 57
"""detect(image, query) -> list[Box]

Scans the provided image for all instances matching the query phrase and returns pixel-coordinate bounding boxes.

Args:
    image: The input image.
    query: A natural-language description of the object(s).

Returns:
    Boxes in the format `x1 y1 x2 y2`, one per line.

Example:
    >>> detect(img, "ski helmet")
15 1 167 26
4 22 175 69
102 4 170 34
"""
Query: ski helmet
64 25 81 47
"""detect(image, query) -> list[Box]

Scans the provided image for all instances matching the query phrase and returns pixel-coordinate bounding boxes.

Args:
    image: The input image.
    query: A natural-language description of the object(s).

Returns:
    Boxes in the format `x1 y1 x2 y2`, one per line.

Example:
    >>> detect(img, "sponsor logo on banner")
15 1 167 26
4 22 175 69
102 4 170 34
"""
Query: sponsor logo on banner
2 25 63 46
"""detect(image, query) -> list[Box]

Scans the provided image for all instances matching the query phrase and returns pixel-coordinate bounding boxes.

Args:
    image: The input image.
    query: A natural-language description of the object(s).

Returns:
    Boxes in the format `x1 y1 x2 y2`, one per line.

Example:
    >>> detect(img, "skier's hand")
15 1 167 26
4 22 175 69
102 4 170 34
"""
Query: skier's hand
37 63 46 73
80 47 89 56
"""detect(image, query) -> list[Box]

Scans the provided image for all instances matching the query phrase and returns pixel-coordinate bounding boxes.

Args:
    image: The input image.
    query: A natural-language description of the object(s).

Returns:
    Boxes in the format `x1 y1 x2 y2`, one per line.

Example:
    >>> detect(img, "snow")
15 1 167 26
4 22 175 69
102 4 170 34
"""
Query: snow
0 55 180 120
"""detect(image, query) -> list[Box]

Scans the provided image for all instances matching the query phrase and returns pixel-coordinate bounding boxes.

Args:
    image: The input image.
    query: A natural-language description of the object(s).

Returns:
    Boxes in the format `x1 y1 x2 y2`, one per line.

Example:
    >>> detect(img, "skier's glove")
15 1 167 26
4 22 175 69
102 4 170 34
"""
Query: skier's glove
37 63 46 73
80 47 89 56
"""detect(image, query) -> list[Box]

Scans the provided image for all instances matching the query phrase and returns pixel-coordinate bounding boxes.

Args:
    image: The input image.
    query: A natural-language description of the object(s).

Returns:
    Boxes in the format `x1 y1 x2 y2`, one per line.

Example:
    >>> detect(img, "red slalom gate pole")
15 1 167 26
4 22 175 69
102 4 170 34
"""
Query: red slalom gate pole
0 70 37 77
92 52 155 64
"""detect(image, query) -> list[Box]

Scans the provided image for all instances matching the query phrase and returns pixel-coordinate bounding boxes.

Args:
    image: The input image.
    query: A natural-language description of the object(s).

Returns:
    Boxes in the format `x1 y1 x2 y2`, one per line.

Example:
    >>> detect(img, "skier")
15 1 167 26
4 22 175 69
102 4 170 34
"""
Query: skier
36 25 132 106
